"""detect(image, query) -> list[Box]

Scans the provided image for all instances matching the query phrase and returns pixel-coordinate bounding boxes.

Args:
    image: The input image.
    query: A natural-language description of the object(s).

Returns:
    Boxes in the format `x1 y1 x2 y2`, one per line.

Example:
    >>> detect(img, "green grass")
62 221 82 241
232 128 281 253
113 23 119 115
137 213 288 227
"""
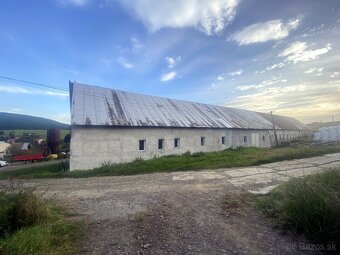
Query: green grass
0 191 82 255
1 144 340 179
2 130 70 140
257 169 340 244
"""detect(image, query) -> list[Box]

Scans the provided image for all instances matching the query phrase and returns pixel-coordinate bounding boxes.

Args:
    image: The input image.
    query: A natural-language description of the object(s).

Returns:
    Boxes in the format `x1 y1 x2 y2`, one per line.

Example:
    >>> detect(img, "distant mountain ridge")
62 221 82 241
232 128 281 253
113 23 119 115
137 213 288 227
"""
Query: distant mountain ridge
0 112 69 130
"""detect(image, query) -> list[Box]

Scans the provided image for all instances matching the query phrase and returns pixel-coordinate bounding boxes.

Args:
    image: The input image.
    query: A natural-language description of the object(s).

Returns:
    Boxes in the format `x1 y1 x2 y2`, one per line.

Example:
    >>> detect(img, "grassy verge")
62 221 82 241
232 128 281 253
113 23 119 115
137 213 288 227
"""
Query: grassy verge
1 144 340 179
0 191 82 255
257 169 340 245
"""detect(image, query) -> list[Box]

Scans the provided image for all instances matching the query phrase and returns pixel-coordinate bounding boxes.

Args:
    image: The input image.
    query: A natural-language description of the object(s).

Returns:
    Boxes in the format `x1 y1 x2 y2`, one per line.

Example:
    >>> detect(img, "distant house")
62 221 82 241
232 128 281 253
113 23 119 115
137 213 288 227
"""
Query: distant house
0 141 10 159
0 142 10 153
34 138 45 144
21 143 30 150
69 82 312 171
6 138 16 144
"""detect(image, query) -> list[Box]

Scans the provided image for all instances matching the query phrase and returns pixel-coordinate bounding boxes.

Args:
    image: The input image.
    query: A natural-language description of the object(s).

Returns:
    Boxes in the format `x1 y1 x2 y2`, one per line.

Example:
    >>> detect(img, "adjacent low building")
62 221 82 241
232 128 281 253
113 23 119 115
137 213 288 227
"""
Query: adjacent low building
69 82 311 170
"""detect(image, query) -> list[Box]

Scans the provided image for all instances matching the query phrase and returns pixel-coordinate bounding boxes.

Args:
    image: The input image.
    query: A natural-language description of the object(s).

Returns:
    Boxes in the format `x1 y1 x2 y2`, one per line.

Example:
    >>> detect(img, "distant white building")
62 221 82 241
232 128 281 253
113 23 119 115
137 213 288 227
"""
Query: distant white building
0 141 10 159
314 125 340 142
69 82 311 170
0 142 10 153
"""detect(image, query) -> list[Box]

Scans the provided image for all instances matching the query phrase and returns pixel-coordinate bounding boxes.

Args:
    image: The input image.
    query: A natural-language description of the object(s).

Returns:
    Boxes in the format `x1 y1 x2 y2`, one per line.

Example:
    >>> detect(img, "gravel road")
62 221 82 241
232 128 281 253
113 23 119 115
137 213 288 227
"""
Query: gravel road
1 153 339 254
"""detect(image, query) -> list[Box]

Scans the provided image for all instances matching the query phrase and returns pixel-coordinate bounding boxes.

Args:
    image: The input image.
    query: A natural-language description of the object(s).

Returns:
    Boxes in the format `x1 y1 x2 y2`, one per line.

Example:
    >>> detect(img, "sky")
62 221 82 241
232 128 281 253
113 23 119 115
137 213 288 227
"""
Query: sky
0 0 339 124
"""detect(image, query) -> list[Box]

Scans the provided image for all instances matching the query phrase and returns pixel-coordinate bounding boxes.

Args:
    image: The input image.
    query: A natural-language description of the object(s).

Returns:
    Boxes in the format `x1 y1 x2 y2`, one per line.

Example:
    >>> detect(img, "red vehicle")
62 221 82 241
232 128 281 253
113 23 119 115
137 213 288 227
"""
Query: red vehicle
14 154 44 163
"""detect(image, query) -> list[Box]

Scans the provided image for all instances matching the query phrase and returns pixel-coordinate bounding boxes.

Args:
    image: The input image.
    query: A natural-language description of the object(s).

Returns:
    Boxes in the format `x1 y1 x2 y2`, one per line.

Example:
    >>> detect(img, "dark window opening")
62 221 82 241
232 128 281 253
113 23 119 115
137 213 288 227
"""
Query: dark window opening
221 136 225 144
139 139 145 151
243 136 247 143
158 139 164 150
174 138 180 148
201 136 205 146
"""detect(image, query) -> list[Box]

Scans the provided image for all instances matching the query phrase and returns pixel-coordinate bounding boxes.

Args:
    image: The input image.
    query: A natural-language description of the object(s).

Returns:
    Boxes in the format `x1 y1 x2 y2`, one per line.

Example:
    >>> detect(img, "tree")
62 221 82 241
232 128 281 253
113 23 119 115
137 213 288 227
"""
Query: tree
9 131 15 139
64 133 71 144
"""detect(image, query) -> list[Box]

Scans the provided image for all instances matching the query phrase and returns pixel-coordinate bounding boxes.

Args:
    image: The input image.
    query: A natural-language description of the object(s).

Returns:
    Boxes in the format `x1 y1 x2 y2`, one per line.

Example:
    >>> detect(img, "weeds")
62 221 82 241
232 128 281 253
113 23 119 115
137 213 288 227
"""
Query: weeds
0 191 82 255
257 169 340 244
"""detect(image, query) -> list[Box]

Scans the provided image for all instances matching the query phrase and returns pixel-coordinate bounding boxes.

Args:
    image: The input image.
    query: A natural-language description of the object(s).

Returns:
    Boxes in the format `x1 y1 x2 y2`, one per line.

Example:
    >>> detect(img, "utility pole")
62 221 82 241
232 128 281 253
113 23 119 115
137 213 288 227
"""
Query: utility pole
270 111 279 146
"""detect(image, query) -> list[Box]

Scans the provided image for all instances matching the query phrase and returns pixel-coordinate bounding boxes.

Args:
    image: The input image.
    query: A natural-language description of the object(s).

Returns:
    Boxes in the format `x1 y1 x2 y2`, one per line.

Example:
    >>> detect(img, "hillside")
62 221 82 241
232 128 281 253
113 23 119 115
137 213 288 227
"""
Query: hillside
307 121 340 131
0 112 69 130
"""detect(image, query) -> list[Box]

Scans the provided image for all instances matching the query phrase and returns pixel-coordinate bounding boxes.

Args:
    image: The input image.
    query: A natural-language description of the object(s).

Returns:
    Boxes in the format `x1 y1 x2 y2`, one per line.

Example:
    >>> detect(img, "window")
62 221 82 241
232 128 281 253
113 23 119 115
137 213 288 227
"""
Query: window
201 136 205 146
262 135 265 141
243 136 247 143
174 138 180 148
139 139 145 151
158 139 164 150
221 136 225 144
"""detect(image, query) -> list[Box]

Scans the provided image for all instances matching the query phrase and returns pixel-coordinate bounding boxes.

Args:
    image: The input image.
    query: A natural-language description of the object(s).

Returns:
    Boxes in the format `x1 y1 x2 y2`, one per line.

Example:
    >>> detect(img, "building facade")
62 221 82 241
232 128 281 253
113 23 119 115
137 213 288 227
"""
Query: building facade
69 82 311 170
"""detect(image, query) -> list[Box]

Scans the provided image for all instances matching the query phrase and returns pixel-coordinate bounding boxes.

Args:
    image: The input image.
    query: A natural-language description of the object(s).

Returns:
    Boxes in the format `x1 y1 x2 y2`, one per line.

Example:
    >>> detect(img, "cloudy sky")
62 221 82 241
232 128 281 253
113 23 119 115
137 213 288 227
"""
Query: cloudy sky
0 0 339 124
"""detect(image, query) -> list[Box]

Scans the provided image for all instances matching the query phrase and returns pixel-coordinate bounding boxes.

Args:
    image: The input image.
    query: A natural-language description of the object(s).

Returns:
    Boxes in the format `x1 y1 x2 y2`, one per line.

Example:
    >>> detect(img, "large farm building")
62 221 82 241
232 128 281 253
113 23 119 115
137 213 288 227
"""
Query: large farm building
69 82 311 170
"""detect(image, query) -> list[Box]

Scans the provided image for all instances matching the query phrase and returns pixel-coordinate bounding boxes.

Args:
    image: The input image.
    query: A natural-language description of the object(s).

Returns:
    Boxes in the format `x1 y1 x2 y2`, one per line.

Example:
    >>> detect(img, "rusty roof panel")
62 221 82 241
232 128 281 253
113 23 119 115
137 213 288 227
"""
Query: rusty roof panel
70 82 309 130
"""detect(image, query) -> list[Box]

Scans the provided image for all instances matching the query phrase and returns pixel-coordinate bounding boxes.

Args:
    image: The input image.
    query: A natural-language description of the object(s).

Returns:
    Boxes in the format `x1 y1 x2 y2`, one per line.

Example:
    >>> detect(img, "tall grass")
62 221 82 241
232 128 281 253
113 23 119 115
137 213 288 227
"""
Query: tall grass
0 191 82 255
1 144 340 179
257 169 340 244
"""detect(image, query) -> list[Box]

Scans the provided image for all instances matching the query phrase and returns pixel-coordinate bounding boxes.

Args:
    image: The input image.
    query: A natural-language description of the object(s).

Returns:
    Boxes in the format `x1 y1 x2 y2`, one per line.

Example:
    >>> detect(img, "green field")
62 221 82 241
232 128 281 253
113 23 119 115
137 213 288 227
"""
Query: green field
1 144 340 179
2 130 70 140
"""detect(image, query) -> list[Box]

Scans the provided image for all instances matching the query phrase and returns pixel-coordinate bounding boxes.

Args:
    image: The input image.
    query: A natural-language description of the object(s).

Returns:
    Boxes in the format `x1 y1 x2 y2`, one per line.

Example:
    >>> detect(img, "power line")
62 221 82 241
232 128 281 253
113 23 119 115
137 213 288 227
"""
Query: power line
0 75 68 92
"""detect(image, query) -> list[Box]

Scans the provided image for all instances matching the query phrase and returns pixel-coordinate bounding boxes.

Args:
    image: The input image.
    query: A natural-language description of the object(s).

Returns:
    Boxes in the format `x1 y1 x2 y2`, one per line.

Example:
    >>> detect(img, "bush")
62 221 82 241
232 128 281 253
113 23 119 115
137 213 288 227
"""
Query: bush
0 191 82 255
0 191 48 237
191 151 205 157
257 170 340 244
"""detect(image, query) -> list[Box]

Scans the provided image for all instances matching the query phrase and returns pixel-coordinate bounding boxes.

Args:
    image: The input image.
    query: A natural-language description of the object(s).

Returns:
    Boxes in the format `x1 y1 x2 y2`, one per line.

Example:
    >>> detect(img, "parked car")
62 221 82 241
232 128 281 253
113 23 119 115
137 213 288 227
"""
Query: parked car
0 160 8 167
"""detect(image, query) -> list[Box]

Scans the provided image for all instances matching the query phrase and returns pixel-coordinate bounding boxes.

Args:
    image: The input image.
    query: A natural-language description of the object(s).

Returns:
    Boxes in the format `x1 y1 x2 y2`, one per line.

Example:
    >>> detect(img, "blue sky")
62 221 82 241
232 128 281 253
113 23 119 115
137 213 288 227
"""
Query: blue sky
0 0 339 124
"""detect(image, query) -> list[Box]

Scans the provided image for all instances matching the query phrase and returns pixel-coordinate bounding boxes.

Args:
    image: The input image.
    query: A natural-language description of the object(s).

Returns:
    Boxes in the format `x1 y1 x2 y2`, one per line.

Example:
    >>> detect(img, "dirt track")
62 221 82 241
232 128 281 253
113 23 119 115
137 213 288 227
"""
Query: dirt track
1 153 339 254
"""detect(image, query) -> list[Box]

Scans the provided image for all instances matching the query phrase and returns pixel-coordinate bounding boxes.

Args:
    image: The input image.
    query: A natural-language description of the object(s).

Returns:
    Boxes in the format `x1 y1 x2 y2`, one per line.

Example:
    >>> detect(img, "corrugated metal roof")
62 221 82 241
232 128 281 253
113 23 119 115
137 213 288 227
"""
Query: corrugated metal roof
70 82 309 130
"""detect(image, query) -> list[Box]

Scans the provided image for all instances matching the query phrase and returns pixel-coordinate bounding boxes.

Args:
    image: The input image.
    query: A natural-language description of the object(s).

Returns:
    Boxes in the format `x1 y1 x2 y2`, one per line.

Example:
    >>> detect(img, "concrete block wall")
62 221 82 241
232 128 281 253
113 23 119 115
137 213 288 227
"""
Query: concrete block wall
70 127 306 170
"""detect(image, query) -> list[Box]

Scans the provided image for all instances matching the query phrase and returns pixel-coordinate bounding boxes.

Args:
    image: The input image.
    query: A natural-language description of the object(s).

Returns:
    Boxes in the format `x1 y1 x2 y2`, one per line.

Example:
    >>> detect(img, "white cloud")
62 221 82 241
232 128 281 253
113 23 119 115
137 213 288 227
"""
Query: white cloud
279 41 331 63
165 56 181 68
236 77 286 91
45 91 69 97
0 85 68 98
10 108 23 113
0 85 30 94
231 18 300 45
304 67 323 74
117 57 134 69
120 0 239 35
329 80 340 84
228 69 243 76
131 37 143 52
330 72 339 78
217 75 224 81
228 83 340 123
58 0 90 6
265 62 285 71
62 68 78 75
160 71 176 82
